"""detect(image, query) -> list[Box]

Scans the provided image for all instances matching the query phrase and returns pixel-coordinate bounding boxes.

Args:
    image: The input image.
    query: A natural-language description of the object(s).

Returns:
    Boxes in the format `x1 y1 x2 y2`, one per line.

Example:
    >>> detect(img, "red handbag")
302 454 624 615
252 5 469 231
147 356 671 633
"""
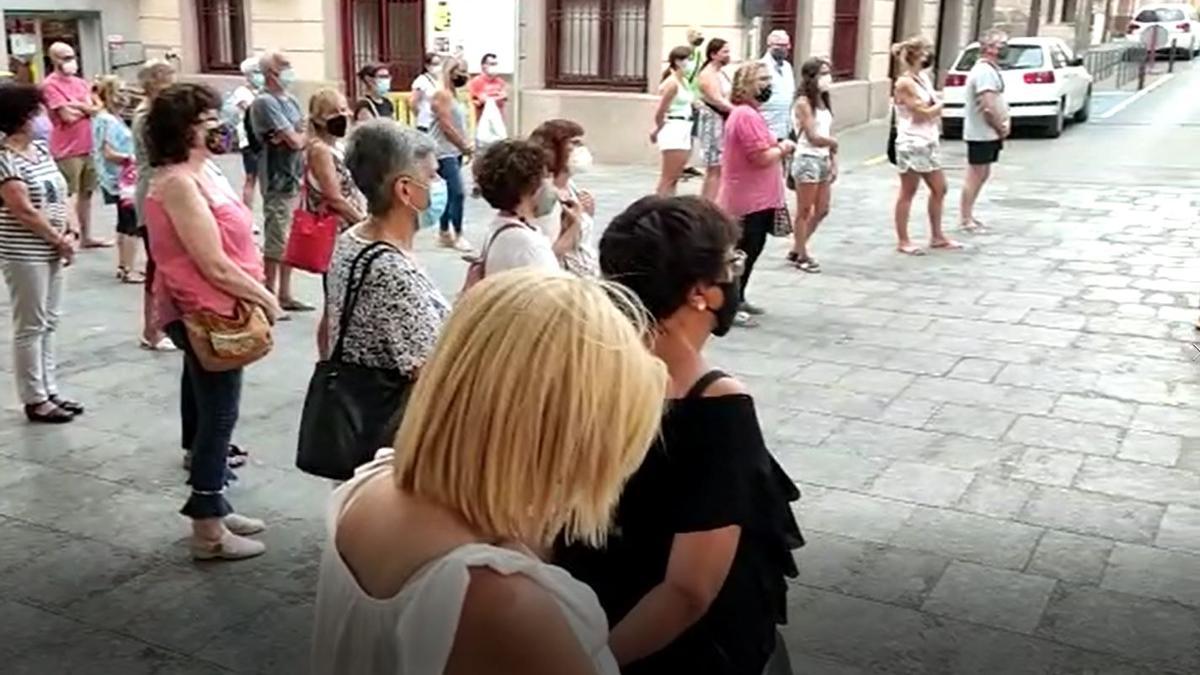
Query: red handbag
283 178 339 274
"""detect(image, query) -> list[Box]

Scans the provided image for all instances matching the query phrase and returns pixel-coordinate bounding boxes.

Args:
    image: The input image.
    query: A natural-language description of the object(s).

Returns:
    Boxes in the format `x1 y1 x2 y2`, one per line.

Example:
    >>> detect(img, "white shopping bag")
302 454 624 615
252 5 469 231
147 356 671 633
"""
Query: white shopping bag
475 99 508 148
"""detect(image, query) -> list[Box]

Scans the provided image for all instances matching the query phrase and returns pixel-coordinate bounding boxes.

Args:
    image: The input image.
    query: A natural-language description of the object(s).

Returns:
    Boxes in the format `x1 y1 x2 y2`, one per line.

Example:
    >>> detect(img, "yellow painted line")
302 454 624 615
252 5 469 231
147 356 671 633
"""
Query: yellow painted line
862 154 888 166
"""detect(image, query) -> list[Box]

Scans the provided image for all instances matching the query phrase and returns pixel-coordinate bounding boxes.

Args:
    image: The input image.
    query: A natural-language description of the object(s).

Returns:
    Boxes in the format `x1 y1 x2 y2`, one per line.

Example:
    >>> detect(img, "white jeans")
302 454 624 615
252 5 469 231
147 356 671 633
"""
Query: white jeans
1 259 64 405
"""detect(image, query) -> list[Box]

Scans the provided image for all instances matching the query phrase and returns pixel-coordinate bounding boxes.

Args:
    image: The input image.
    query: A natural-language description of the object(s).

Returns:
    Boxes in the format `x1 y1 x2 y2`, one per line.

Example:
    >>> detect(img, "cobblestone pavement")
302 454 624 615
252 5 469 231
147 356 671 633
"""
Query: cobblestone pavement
2 74 1200 673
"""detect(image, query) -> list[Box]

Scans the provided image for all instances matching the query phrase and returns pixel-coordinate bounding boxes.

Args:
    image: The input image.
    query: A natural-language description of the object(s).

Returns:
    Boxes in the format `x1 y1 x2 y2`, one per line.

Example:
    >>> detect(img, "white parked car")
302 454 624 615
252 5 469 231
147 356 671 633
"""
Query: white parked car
942 37 1094 139
1126 4 1200 58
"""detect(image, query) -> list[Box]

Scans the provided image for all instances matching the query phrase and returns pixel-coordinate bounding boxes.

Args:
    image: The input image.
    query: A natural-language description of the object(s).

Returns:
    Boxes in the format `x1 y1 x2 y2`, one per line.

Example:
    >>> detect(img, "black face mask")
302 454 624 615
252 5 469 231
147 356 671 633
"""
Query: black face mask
203 124 234 155
691 38 704 47
451 73 469 88
920 54 933 69
325 114 348 138
755 85 773 103
709 279 741 337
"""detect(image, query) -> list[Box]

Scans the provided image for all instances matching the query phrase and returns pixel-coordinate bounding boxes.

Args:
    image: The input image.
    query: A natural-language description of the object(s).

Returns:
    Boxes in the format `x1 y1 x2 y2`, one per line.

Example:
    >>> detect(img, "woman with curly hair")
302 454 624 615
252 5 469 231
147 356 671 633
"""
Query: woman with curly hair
474 138 580 277
528 118 598 276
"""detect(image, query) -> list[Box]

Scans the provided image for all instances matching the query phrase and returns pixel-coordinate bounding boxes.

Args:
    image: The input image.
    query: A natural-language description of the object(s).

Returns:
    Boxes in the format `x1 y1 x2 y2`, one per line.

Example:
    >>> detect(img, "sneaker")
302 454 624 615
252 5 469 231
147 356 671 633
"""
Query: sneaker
741 301 766 316
438 232 456 248
453 237 474 253
733 311 759 328
224 513 266 536
190 531 266 561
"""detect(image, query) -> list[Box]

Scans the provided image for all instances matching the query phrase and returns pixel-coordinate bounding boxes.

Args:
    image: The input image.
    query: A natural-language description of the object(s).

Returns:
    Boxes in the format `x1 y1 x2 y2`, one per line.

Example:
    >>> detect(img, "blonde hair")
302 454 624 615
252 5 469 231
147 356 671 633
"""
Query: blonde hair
891 35 932 72
93 74 122 111
137 59 175 100
440 56 466 89
731 61 768 105
307 87 345 135
394 268 668 549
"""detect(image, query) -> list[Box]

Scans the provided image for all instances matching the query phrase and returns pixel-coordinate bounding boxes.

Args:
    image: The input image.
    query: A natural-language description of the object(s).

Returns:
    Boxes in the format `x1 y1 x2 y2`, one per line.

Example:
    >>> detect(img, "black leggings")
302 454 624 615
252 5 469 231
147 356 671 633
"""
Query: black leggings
738 209 774 303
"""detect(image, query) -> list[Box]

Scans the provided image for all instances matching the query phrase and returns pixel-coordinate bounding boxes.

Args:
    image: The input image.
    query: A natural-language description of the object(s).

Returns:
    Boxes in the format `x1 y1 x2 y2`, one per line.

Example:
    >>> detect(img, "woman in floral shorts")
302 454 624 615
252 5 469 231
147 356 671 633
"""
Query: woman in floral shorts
891 36 960 255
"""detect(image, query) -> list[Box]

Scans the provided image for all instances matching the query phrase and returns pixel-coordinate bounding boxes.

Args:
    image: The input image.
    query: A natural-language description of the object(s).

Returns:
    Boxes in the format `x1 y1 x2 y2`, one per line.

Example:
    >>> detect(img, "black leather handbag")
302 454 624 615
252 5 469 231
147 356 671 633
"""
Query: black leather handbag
296 241 414 481
887 107 898 166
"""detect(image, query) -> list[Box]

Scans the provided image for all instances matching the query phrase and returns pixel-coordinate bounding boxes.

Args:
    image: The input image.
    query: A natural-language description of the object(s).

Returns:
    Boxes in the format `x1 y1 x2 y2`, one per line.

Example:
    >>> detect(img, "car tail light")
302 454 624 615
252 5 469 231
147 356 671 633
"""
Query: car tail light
1023 71 1056 84
1178 22 1191 32
944 73 967 87
1127 22 1141 33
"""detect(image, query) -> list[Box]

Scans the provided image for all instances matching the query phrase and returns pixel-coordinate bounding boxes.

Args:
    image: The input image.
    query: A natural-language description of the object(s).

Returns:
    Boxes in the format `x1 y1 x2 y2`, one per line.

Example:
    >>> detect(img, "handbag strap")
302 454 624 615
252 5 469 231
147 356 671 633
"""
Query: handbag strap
330 240 401 363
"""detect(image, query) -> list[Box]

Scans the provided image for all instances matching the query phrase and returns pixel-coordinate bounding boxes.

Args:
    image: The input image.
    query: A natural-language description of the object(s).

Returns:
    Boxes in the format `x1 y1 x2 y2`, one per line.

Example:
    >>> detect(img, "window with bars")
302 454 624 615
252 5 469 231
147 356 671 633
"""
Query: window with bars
546 0 650 91
831 0 861 80
341 0 424 99
197 0 246 73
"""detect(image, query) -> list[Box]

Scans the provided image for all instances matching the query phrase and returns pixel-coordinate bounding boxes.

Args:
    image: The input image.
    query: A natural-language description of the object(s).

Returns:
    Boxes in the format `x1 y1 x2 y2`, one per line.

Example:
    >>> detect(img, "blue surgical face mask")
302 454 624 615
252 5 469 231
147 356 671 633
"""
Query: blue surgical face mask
279 67 297 88
418 178 448 229
249 72 265 89
375 78 392 96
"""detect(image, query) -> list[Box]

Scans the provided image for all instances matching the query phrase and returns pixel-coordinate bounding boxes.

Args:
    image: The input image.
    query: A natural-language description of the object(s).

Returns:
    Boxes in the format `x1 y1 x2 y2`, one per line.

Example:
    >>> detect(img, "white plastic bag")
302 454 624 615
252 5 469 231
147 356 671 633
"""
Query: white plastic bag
475 99 508 148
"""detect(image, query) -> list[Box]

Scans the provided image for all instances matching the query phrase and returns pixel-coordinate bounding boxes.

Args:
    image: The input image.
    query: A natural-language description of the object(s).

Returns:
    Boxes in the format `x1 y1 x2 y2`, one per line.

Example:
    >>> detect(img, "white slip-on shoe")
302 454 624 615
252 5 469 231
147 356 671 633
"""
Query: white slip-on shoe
224 513 266 536
191 531 266 561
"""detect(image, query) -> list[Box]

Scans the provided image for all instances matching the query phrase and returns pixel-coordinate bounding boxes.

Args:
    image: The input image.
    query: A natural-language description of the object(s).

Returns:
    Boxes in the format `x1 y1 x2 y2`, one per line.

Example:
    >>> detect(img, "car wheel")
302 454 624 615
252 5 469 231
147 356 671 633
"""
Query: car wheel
1073 88 1091 123
1045 101 1065 138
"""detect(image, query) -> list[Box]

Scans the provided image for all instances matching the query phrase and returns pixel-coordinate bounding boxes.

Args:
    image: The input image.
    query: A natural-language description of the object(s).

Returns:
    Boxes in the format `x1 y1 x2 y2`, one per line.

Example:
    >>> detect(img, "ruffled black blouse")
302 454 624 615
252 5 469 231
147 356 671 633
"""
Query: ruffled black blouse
557 378 804 675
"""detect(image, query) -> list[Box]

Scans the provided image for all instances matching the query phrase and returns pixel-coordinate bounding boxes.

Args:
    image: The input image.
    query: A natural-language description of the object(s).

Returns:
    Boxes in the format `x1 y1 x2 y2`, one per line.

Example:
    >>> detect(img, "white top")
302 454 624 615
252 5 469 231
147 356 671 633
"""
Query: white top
895 72 941 146
483 217 560 277
411 73 440 130
666 75 695 119
529 181 599 278
228 85 256 149
796 107 834 157
759 53 796 140
312 451 621 675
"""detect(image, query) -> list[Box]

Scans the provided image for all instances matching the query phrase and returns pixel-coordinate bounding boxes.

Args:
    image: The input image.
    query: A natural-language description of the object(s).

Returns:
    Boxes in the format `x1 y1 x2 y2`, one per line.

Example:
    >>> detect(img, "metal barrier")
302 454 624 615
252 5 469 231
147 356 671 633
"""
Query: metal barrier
1083 42 1149 89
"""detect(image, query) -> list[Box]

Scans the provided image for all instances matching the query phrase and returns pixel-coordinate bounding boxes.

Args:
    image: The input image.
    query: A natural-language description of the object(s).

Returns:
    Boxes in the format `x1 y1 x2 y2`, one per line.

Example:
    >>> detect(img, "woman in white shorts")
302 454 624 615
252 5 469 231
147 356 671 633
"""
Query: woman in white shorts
651 46 697 196
891 36 960 256
789 57 838 273
696 39 733 201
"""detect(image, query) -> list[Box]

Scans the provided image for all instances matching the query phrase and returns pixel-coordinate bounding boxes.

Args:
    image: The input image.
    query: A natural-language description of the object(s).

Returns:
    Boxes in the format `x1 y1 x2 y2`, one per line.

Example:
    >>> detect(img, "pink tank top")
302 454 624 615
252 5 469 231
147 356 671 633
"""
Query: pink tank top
144 164 264 329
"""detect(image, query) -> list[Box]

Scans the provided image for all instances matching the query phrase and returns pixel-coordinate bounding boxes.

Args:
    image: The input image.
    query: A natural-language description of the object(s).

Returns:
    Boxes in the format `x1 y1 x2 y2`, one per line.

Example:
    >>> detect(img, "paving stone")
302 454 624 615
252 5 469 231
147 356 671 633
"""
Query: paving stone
820 419 944 462
1022 310 1088 331
946 357 1005 383
902 376 1058 415
922 561 1056 634
1026 530 1115 585
1101 543 1200 608
1118 431 1183 466
1019 486 1165 544
779 445 890 490
836 367 917 397
1156 505 1200 555
1005 446 1085 487
867 461 976 507
955 475 1036 519
798 488 916 544
891 506 1043 570
791 362 856 385
1050 393 1136 426
1132 404 1200 438
774 411 846 448
1075 456 1200 507
1004 416 1122 456
923 403 1017 439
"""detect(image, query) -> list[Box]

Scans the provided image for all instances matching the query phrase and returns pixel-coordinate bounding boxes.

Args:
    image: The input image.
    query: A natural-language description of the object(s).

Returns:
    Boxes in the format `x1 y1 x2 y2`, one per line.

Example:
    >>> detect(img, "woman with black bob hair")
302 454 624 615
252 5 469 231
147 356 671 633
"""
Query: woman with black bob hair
143 83 281 561
556 195 803 675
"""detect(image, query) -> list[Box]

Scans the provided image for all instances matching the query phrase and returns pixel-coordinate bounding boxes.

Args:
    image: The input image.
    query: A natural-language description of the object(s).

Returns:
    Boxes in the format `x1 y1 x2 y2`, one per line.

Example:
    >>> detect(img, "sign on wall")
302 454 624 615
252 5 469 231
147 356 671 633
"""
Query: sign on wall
425 0 516 74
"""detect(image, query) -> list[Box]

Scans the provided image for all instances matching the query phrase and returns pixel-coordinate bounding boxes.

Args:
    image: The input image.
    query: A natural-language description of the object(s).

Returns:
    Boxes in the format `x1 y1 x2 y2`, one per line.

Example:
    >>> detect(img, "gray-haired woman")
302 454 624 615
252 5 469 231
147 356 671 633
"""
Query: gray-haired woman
319 119 450 412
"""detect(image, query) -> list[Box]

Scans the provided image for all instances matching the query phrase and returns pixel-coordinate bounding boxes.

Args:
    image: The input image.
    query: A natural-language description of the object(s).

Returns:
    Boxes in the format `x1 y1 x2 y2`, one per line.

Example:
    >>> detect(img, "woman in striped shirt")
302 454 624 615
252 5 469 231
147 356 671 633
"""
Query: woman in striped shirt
0 82 83 423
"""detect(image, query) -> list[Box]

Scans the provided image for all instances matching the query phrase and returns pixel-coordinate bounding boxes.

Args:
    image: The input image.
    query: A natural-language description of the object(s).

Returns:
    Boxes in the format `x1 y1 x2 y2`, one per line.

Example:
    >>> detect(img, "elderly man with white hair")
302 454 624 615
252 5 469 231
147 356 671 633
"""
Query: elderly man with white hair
759 30 796 144
960 27 1011 233
228 55 263 206
249 50 310 315
41 41 107 247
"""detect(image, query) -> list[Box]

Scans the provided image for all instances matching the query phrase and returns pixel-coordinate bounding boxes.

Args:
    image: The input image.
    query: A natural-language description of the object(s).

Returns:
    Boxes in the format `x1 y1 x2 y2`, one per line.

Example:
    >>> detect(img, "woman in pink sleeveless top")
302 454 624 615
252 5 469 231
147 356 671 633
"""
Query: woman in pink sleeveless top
143 83 282 561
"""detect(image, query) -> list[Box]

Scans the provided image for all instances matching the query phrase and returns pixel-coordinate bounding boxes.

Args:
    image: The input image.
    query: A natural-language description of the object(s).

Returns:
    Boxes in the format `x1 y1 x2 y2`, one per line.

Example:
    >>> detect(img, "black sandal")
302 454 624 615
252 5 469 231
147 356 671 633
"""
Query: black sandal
786 251 800 263
227 444 248 468
24 401 74 424
49 395 84 415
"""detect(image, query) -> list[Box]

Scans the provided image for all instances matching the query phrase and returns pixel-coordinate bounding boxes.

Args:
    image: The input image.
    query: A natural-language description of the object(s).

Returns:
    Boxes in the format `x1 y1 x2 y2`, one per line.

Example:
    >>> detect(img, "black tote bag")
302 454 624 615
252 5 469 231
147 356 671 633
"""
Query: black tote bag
296 242 414 481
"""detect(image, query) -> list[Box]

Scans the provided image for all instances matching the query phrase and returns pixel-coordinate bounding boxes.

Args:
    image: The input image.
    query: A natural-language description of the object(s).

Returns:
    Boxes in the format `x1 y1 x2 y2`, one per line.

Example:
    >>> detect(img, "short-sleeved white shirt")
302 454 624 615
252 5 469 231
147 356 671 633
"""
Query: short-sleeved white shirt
482 217 560 277
411 73 439 130
964 61 1008 142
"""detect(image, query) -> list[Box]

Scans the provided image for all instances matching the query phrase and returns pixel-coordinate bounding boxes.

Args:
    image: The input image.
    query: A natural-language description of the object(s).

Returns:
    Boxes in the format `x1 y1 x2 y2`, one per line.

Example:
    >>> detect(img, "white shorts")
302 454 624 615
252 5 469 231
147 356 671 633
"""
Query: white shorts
658 118 693 152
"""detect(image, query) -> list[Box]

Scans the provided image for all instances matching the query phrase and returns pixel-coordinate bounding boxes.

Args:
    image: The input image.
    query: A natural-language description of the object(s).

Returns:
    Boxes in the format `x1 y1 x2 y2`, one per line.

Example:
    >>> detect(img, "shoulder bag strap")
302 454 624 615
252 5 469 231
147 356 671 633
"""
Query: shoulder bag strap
480 219 530 263
685 369 730 399
329 240 400 362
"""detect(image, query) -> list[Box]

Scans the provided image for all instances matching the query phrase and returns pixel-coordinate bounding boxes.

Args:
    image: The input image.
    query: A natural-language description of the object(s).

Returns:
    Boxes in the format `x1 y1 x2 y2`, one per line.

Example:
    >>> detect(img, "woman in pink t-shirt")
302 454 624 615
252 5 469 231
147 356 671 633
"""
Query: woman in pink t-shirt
718 62 796 329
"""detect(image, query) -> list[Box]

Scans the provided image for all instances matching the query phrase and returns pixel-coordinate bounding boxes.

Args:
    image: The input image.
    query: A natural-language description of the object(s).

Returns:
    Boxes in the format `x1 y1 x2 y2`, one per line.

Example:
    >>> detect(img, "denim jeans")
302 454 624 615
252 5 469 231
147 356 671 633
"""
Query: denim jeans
436 155 465 236
1 259 63 405
166 321 242 520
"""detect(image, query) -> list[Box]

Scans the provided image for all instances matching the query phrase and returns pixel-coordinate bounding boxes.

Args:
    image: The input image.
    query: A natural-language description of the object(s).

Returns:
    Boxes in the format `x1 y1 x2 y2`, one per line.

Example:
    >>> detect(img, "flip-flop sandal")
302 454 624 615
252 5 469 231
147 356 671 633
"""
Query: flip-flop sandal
795 258 821 273
930 240 965 251
49 395 84 415
117 268 146 284
227 444 248 468
786 251 800 263
897 245 926 256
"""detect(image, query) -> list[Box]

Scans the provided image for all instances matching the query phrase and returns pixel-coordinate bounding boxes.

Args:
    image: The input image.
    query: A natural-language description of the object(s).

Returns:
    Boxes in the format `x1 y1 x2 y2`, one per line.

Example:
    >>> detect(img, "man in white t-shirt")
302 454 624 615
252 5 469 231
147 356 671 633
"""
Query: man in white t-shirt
960 28 1011 232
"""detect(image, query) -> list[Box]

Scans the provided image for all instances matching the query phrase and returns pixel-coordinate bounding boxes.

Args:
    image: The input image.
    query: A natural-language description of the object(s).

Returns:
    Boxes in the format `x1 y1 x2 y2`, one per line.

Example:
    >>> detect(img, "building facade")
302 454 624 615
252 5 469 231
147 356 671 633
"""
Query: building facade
2 0 1144 164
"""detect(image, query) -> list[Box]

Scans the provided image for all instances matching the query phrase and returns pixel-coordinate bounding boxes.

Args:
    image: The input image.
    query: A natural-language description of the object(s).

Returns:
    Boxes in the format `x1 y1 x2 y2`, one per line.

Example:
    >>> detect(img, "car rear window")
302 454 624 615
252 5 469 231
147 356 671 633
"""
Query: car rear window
1135 8 1186 21
955 45 1045 71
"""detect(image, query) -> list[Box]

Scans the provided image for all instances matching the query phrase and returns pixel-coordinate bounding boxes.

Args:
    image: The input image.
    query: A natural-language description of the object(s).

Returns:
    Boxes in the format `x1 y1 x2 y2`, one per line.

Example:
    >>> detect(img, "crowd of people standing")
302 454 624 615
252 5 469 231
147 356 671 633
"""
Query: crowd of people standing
0 27 1026 675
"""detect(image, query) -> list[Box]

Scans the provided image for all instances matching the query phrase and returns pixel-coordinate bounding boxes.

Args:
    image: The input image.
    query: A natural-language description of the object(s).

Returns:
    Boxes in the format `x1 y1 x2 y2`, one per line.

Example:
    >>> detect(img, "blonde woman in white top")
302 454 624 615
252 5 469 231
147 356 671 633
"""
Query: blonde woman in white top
650 46 697 197
789 57 838 273
892 36 960 255
312 268 668 675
